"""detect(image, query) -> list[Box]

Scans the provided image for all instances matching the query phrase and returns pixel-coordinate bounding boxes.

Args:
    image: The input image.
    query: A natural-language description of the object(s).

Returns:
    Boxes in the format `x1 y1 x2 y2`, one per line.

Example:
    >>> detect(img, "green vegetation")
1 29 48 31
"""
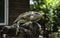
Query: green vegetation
30 0 60 33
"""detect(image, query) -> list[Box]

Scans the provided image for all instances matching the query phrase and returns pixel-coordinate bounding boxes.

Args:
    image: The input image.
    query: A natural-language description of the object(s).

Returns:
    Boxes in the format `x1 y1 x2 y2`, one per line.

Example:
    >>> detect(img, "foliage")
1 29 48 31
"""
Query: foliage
30 0 60 32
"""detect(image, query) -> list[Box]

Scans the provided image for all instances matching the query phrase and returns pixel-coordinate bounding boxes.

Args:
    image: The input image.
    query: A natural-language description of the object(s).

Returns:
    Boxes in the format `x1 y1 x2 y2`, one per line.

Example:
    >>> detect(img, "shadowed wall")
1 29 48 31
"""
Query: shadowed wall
9 0 29 25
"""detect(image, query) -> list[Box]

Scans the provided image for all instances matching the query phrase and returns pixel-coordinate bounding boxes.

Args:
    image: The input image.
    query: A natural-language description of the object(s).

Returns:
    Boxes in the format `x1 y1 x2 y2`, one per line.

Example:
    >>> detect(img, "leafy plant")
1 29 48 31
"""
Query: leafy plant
30 0 60 33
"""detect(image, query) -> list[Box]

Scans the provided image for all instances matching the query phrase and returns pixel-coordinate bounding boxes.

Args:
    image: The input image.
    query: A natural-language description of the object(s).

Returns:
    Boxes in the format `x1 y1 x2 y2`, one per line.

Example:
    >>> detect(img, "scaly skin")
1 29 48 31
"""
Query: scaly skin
14 11 43 24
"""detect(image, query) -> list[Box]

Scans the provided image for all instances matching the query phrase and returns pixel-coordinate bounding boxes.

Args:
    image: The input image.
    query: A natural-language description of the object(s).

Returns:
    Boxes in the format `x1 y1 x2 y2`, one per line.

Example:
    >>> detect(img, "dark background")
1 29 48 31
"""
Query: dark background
9 0 29 25
0 0 4 23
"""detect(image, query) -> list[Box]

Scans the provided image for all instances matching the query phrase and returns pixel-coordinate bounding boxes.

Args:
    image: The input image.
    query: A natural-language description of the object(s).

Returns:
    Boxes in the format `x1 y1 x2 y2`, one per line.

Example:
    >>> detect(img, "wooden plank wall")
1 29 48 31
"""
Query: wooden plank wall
9 0 29 25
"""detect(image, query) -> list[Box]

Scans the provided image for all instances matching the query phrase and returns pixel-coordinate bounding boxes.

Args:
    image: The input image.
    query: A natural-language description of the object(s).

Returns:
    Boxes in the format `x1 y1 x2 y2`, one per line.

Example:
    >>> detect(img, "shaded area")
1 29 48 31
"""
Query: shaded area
0 0 4 23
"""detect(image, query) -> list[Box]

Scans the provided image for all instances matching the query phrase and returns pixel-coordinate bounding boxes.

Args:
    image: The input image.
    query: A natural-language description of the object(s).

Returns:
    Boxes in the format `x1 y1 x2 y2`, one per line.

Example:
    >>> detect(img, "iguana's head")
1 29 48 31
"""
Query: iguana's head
14 11 44 24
